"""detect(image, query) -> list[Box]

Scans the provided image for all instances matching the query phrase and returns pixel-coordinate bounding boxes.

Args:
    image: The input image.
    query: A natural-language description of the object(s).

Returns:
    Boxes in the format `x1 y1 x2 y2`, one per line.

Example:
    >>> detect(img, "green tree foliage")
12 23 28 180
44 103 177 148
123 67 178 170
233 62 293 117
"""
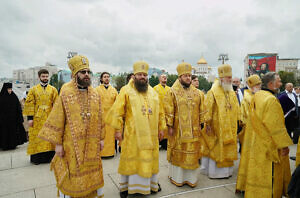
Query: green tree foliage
149 75 159 87
296 78 300 87
198 76 212 92
166 74 178 87
50 73 64 92
278 71 296 91
49 73 58 86
112 72 127 91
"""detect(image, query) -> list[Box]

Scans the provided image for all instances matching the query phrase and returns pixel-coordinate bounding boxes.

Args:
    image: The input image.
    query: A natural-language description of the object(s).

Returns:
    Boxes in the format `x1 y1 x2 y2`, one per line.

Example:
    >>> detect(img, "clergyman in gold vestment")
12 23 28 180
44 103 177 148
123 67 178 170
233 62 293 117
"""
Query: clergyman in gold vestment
243 72 293 198
236 74 262 192
201 64 239 179
153 73 171 150
95 72 118 157
191 75 207 159
23 69 58 164
106 61 166 198
164 63 205 187
39 55 105 198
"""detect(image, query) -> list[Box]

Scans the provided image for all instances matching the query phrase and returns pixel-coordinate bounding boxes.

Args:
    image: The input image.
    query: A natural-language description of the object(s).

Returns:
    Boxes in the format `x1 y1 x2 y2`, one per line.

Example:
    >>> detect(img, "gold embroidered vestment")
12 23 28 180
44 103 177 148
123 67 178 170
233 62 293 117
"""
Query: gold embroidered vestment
38 81 105 197
164 80 204 170
23 84 58 155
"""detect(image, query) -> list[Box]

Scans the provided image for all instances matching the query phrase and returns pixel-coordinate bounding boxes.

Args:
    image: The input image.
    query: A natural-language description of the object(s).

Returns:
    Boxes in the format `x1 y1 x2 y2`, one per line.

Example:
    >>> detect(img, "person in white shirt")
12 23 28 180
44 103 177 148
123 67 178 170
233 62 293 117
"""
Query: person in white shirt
232 77 243 104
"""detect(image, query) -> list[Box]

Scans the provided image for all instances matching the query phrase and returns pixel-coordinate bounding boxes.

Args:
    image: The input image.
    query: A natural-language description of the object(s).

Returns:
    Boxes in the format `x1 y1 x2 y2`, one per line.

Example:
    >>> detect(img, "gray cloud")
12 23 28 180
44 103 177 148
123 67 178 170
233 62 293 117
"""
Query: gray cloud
0 0 300 79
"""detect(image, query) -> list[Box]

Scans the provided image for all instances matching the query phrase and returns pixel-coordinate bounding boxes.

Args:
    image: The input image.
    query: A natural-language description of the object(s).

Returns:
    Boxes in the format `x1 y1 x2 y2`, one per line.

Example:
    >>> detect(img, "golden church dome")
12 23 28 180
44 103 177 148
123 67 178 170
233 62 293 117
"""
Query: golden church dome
197 57 207 64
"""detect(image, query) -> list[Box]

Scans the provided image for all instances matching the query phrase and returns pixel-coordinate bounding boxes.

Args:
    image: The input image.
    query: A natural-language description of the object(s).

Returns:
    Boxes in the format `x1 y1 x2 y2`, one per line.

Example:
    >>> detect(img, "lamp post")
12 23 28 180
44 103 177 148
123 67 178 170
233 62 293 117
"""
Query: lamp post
67 51 78 60
218 54 229 64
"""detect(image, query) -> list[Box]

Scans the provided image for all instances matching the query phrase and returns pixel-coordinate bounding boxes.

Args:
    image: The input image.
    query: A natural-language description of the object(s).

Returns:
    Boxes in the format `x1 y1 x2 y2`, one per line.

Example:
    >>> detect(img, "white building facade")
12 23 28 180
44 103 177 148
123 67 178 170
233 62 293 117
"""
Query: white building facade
193 57 212 80
13 63 58 86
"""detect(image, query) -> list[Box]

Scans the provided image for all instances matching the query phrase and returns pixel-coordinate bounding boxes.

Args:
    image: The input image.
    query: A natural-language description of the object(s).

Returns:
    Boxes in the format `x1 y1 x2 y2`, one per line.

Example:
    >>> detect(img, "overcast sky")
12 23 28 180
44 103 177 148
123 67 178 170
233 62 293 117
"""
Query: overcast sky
0 0 299 79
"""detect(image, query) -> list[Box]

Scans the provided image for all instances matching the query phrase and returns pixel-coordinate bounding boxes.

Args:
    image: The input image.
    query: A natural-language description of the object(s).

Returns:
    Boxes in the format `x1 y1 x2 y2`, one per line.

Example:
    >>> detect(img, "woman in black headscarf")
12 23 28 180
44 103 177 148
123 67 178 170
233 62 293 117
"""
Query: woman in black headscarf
0 83 27 150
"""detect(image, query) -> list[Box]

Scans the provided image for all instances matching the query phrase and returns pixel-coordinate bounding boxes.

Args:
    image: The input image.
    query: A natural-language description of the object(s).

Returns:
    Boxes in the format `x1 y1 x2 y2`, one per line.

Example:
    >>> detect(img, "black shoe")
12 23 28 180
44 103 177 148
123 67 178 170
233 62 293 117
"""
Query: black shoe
293 138 299 144
151 183 161 194
290 156 296 161
101 155 114 159
30 161 40 165
120 191 128 198
235 190 245 195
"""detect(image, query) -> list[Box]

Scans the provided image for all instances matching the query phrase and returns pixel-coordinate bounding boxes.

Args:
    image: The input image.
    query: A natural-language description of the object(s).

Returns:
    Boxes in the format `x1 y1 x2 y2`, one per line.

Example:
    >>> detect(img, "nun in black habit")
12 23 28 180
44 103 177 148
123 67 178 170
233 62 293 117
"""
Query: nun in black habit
0 83 27 150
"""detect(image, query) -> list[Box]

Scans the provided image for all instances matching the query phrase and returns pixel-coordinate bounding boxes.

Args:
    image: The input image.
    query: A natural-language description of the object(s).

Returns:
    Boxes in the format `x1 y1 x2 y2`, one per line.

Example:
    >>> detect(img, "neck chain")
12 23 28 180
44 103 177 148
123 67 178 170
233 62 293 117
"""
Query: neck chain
140 93 152 116
224 92 232 110
73 80 91 128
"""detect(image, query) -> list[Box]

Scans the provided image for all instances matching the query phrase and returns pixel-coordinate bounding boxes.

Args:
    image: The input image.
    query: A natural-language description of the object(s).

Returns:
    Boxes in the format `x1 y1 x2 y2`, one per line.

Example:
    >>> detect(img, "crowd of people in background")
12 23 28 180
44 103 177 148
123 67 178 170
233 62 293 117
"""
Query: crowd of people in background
0 55 299 198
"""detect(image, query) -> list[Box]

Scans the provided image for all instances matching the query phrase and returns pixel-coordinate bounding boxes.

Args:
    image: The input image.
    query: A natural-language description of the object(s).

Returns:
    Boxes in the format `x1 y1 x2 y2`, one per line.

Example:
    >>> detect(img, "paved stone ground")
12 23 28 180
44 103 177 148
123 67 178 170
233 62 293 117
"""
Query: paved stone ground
0 143 297 198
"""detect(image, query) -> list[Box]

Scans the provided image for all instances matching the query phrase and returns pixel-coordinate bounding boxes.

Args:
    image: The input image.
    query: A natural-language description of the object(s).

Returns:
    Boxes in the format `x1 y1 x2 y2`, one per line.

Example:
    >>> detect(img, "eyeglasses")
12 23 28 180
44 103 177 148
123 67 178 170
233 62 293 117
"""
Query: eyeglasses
79 70 92 75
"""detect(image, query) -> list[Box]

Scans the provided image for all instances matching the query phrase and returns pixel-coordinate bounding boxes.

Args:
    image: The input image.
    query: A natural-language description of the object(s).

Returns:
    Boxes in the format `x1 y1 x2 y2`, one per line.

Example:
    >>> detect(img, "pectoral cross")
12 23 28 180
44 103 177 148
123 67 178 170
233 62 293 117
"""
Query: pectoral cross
81 112 91 120
226 103 232 110
148 108 152 115
141 105 147 115
225 93 232 110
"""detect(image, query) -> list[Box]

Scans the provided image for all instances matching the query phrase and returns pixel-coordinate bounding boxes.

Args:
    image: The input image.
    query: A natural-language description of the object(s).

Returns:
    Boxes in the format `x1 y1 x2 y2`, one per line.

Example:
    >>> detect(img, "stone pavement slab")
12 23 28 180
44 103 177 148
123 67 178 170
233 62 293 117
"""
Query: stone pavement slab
0 164 55 196
0 143 298 198
0 154 11 171
159 184 240 198
11 151 31 169
0 190 35 198
35 185 57 198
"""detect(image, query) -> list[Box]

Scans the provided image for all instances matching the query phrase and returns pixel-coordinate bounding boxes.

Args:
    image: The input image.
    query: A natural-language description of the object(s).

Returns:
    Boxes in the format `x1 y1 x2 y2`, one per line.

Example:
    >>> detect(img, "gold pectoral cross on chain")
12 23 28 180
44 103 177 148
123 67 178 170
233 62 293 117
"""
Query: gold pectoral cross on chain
81 112 91 120
141 105 152 116
225 93 232 110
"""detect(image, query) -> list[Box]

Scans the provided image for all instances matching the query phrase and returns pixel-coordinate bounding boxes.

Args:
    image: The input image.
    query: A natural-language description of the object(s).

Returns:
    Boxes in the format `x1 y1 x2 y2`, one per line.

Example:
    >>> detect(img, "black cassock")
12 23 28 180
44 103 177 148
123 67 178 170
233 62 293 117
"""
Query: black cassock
0 83 27 150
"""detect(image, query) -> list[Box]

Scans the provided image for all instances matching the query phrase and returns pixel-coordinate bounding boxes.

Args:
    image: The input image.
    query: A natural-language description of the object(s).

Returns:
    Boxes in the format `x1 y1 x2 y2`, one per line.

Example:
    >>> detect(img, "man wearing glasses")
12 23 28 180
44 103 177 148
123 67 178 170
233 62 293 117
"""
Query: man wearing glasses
39 55 105 198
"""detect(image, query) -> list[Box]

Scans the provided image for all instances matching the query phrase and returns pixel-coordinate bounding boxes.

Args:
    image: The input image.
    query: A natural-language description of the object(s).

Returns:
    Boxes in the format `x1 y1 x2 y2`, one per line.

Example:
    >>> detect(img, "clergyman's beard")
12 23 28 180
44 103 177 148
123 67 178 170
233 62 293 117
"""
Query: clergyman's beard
180 80 191 89
134 79 148 93
77 76 91 87
220 81 233 92
40 79 48 84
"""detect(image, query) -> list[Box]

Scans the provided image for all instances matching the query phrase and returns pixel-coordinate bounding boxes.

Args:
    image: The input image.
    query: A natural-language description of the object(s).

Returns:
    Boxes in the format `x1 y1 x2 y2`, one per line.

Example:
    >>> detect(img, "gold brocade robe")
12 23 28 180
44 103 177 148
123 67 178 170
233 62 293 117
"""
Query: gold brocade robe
297 138 300 167
244 90 293 198
105 79 166 178
236 89 254 191
164 80 204 170
203 79 239 167
154 84 171 139
196 88 207 158
95 84 118 157
238 89 253 144
23 84 58 155
38 81 105 198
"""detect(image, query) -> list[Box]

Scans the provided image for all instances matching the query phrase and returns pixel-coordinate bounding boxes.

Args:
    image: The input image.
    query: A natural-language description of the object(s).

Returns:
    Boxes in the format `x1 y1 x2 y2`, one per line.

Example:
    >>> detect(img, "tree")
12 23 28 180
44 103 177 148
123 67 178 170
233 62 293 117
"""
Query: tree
50 73 65 92
198 76 212 92
112 73 127 91
149 75 159 87
278 71 296 91
50 73 58 86
296 77 300 87
166 74 178 87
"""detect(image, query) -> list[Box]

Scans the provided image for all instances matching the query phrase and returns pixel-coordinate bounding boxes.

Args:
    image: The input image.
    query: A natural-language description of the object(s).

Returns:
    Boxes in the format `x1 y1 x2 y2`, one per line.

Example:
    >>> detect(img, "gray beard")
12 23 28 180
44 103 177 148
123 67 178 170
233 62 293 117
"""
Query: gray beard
220 81 233 92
